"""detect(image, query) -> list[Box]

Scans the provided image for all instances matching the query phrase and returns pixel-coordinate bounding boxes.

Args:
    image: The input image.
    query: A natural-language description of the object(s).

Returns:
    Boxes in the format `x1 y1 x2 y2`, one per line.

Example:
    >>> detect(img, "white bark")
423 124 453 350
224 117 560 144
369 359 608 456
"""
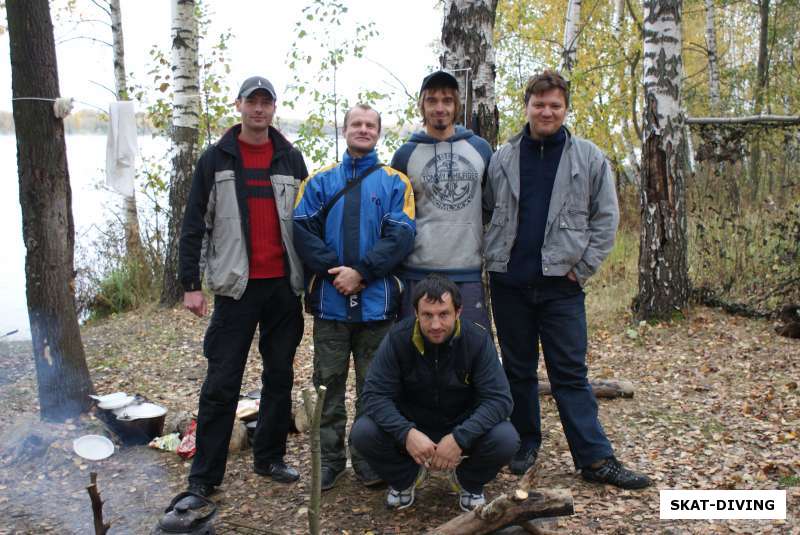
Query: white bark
440 0 499 147
561 0 581 75
703 0 721 112
612 0 625 40
171 0 200 130
643 1 683 148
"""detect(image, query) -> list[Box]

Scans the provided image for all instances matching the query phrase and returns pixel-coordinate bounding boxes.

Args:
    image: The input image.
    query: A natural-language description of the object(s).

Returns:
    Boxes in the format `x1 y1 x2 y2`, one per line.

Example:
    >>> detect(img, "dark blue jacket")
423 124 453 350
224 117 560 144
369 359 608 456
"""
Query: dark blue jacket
360 316 513 449
293 149 416 322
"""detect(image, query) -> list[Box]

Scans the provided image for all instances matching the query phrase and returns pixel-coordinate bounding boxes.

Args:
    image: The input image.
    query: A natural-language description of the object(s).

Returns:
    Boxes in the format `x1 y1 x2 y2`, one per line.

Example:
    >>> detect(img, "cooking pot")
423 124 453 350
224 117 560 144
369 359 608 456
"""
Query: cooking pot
109 402 167 445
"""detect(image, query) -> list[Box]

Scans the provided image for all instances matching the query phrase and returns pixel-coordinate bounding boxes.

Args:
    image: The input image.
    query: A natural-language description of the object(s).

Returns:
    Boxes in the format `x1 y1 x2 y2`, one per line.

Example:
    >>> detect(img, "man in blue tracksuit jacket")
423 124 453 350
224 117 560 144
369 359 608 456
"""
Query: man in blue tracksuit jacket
293 104 416 491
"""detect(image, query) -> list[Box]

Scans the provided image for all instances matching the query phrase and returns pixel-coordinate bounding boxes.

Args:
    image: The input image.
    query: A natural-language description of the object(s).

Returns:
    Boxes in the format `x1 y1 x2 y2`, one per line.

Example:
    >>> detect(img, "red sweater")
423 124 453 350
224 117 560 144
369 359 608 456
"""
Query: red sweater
238 137 285 279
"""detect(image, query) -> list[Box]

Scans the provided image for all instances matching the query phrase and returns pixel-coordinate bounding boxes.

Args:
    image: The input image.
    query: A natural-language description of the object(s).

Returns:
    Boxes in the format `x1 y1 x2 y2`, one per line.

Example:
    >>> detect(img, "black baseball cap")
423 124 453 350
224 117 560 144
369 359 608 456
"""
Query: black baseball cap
419 70 459 94
237 76 276 100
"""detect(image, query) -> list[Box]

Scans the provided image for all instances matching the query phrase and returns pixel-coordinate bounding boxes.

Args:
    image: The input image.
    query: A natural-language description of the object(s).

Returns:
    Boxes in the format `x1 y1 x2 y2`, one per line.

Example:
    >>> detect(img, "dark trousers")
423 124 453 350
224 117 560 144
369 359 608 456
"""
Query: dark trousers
399 279 491 331
490 278 613 469
350 415 519 493
189 278 303 487
312 318 392 472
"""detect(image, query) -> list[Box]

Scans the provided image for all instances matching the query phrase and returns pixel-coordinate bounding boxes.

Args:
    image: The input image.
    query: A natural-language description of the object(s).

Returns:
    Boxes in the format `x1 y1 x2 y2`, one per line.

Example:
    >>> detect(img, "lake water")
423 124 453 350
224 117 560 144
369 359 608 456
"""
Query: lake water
1 134 168 340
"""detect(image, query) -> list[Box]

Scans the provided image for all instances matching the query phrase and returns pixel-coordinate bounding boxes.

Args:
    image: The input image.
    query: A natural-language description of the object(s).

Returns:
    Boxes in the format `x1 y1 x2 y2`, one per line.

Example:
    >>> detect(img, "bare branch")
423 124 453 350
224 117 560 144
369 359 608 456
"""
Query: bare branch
56 35 112 47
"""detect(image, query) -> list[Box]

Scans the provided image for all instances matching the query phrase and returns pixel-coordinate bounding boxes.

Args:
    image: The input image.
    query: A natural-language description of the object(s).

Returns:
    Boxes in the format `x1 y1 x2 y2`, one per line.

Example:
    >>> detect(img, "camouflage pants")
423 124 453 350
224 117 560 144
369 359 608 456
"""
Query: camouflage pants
312 317 392 472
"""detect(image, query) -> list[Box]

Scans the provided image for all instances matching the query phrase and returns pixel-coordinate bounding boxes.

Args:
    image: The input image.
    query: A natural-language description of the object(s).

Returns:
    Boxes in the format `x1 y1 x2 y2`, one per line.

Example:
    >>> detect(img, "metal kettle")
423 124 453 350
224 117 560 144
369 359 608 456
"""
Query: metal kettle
151 491 217 534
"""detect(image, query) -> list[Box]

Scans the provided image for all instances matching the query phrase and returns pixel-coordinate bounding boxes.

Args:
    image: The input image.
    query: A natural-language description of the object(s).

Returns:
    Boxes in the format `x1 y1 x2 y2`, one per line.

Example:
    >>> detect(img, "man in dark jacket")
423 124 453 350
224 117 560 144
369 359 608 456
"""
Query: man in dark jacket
350 275 518 511
293 104 415 490
179 76 308 497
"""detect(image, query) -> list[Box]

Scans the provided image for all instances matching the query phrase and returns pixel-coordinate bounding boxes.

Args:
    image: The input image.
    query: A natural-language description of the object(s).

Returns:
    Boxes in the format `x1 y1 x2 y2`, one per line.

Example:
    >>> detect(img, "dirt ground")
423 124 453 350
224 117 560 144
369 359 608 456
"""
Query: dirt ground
0 304 798 534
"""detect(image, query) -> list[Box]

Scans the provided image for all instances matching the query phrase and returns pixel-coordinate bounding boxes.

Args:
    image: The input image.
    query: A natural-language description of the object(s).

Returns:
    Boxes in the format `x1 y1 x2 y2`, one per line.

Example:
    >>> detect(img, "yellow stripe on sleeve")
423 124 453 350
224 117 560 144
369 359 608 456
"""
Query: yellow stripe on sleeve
382 166 416 220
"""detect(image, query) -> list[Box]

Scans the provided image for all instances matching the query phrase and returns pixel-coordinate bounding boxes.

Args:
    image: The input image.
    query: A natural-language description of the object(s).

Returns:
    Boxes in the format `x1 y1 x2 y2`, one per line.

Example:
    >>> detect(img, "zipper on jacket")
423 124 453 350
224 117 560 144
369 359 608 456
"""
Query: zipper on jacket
540 144 544 160
433 345 440 409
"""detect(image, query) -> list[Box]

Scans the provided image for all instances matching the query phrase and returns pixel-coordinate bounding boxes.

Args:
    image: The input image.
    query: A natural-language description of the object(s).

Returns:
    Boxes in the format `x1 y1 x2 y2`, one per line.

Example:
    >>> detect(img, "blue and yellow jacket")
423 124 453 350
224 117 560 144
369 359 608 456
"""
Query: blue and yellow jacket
293 149 415 322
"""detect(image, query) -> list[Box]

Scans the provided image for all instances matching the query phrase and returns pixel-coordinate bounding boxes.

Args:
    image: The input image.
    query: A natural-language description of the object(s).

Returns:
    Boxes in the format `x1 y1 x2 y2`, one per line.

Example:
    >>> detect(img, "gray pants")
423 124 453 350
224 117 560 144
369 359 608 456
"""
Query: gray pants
312 317 392 472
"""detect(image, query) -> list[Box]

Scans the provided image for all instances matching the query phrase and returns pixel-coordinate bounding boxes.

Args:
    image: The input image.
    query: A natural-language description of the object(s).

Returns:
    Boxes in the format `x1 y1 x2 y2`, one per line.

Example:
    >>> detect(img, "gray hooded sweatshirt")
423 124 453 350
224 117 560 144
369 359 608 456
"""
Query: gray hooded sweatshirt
390 126 492 282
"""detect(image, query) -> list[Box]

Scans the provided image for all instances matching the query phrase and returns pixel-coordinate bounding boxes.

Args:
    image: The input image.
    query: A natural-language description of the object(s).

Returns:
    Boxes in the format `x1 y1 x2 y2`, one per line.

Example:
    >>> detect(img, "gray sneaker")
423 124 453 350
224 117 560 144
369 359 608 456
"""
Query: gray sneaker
386 466 427 510
449 470 486 512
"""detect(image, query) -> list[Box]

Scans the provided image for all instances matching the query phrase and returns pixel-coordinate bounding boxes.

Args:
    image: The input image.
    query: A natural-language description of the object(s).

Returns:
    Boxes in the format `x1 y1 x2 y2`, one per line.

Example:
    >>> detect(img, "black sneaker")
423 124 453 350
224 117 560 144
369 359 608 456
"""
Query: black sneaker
353 463 384 488
509 446 538 475
581 457 652 489
186 481 216 498
254 461 300 483
320 466 345 491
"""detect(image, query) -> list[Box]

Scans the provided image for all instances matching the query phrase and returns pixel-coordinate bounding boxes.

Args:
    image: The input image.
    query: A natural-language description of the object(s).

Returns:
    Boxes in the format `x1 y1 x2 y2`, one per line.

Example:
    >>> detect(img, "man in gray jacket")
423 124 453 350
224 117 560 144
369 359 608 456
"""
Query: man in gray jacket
483 70 650 489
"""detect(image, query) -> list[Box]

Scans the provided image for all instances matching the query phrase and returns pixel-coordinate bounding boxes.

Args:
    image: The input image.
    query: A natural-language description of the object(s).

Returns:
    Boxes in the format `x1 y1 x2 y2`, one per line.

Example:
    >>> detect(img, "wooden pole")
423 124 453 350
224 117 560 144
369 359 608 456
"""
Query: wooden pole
303 385 327 535
86 472 110 535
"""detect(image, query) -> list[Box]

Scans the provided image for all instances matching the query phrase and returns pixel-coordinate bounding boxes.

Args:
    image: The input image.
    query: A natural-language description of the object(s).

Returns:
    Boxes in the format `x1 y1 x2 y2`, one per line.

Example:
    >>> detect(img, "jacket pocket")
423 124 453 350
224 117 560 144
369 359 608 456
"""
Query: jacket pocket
213 170 239 219
271 174 299 220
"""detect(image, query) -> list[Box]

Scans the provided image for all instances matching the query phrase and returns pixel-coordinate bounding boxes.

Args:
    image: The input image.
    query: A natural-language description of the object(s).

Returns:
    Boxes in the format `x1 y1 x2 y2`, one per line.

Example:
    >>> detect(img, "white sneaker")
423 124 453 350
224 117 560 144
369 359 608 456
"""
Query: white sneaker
386 466 427 510
449 470 486 512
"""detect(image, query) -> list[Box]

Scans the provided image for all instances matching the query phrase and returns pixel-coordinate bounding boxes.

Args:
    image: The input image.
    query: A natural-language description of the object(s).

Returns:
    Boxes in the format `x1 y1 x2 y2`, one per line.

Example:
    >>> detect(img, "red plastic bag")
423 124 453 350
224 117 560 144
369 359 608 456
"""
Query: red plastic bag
177 420 197 459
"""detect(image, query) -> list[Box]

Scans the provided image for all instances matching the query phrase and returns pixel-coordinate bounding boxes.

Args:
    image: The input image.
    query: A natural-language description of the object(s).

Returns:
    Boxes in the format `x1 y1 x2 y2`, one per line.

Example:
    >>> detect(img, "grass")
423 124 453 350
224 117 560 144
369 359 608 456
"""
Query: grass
585 227 639 331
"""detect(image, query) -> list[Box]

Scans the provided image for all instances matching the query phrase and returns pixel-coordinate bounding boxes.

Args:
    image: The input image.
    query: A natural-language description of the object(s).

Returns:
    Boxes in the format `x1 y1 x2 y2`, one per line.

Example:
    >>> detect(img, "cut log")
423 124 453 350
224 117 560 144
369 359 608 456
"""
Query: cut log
538 379 633 398
428 489 573 535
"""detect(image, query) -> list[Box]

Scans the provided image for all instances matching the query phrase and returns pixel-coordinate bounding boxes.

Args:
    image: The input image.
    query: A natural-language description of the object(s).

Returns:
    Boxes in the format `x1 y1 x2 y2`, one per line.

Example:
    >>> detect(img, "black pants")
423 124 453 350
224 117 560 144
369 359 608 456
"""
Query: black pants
491 278 613 469
189 278 303 487
350 415 519 493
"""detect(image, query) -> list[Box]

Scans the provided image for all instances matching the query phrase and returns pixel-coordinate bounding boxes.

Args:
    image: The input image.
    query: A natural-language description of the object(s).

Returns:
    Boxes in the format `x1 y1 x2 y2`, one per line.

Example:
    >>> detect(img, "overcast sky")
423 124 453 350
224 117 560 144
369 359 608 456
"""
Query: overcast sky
0 0 442 119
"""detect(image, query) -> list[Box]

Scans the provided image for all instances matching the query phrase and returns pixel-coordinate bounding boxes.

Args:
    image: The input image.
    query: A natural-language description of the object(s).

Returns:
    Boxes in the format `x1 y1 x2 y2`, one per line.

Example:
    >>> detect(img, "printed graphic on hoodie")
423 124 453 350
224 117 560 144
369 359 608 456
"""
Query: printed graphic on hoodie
421 152 479 212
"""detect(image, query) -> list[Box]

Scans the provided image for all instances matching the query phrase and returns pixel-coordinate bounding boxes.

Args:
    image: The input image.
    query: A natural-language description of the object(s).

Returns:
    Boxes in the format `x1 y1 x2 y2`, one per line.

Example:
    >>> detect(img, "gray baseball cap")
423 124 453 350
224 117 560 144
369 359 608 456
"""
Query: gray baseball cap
237 76 276 100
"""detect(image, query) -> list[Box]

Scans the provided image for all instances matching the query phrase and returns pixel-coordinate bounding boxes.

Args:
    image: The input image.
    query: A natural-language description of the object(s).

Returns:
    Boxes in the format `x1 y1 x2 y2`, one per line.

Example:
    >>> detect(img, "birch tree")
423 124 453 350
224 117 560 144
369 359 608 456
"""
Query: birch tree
108 0 146 262
635 0 689 320
703 0 721 112
7 0 94 420
560 0 581 76
440 0 499 148
161 0 200 306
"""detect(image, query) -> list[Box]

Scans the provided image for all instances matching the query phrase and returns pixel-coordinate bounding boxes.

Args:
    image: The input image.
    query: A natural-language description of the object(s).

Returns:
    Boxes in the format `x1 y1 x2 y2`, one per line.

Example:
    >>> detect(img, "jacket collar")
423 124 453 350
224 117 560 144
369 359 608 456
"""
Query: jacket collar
412 318 462 355
341 149 380 176
215 123 294 157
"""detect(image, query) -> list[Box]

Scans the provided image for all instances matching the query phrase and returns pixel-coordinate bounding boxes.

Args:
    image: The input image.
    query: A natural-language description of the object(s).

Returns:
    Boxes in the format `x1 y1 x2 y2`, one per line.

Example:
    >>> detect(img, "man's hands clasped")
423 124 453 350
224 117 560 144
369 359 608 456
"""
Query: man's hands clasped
405 429 463 471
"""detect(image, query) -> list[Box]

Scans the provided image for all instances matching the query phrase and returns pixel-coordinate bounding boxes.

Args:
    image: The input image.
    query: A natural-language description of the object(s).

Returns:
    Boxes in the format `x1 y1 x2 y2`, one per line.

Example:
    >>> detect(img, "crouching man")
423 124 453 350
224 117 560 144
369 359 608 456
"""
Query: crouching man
350 275 519 511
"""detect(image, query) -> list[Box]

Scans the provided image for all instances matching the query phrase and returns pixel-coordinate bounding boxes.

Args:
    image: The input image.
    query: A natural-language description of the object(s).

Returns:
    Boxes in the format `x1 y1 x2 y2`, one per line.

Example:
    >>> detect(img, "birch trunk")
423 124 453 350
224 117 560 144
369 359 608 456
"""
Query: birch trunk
560 0 582 76
7 0 94 420
749 0 770 197
612 0 625 37
635 0 690 321
703 0 721 111
161 0 200 306
440 0 499 148
109 0 145 263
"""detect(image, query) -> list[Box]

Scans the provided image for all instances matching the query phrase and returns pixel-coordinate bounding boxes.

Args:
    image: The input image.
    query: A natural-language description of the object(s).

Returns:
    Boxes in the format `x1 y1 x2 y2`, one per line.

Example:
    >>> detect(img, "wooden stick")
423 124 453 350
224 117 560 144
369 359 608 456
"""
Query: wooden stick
427 489 573 535
303 385 327 535
538 379 634 398
86 472 110 535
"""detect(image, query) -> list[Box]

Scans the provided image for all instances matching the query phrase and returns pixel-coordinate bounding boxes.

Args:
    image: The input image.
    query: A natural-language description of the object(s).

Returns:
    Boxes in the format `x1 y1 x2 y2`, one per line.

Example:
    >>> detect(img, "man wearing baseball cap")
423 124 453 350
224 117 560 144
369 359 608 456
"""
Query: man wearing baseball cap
390 70 493 330
179 75 309 497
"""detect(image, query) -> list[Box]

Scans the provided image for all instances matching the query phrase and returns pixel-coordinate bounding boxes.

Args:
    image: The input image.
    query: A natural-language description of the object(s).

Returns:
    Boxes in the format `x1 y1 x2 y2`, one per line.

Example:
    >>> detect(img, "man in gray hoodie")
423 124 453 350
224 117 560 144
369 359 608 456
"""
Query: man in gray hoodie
391 71 493 329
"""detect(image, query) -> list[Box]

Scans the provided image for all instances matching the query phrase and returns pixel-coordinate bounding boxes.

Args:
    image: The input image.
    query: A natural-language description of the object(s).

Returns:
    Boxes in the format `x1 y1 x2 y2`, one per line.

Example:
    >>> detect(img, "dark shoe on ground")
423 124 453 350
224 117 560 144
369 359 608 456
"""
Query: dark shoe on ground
353 463 384 488
186 481 217 498
254 461 300 483
581 457 652 489
320 466 346 491
509 446 538 475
